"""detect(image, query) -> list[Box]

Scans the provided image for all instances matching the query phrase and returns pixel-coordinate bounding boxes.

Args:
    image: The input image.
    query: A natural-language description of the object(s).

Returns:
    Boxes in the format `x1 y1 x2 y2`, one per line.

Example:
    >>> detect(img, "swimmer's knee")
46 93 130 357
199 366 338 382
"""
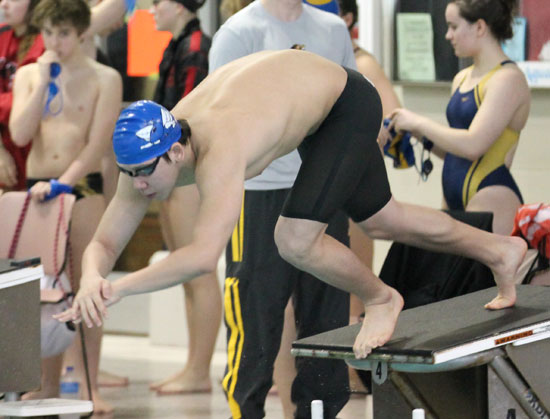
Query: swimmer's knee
274 218 303 262
274 217 319 265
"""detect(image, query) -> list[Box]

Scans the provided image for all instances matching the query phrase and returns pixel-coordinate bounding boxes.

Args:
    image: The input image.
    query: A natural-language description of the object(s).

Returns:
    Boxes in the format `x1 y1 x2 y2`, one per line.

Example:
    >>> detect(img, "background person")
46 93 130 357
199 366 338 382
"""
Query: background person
388 0 529 236
0 0 43 191
9 0 122 412
146 0 220 397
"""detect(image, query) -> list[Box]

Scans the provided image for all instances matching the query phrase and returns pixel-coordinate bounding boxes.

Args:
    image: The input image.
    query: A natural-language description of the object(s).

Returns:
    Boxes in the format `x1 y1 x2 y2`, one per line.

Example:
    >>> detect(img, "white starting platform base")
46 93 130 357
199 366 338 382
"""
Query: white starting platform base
292 285 550 419
0 260 94 418
0 398 93 417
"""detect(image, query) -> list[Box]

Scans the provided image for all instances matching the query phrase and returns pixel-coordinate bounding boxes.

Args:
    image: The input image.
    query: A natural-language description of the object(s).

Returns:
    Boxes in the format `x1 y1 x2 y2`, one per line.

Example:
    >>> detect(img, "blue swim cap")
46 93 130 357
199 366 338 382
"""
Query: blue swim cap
113 100 181 165
302 0 339 14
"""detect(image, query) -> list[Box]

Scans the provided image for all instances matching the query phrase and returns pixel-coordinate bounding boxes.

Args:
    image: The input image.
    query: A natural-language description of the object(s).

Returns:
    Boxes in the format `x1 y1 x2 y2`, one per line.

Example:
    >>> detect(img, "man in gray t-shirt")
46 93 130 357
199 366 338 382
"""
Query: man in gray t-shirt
209 1 356 418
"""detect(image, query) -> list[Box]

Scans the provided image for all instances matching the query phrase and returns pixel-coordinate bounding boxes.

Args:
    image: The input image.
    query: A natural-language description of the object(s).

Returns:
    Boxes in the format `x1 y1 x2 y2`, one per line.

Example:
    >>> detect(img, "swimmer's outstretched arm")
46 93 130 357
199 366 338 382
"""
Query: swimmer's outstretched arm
54 176 152 327
56 151 247 327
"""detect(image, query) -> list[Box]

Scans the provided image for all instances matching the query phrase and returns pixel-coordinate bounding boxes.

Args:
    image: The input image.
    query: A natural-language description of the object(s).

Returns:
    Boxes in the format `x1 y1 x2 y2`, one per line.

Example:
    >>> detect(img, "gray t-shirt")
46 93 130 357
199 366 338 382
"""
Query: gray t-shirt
209 1 357 190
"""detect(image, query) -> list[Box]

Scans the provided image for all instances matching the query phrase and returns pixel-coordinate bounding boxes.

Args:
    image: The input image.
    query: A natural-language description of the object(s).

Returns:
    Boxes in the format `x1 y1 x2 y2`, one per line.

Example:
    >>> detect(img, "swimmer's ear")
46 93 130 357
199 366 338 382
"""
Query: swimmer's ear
474 18 488 37
168 142 186 162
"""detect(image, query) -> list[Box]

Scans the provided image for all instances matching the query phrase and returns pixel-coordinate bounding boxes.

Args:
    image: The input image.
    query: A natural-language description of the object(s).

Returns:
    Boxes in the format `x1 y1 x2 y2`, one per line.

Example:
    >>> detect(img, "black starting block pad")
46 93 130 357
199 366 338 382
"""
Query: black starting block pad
292 285 550 365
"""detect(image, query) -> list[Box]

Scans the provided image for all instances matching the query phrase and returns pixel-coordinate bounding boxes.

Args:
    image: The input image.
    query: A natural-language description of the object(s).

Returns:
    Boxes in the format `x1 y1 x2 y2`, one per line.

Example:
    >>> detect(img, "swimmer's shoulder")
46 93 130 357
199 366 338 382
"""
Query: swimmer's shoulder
15 62 39 79
11 62 39 91
90 59 121 80
89 58 122 91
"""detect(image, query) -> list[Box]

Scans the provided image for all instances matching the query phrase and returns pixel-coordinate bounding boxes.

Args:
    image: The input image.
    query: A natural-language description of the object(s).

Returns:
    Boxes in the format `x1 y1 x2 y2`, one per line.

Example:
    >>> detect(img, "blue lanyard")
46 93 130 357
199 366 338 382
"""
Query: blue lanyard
43 62 63 117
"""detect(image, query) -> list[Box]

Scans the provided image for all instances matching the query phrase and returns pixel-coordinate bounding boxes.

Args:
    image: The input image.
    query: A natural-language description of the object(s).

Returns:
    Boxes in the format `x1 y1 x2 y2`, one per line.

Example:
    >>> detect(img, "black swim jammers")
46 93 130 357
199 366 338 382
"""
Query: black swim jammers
281 67 392 223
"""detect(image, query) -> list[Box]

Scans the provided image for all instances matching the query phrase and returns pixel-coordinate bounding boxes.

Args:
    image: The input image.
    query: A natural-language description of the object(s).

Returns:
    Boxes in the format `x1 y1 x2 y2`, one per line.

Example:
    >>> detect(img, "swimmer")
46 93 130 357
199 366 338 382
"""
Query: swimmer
10 0 122 412
55 50 526 360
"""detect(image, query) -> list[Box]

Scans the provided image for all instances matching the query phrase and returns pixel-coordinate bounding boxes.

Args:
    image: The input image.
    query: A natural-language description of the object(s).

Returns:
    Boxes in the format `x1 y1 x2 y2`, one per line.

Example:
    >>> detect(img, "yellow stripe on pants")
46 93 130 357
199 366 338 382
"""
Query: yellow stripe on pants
230 194 245 262
222 277 245 418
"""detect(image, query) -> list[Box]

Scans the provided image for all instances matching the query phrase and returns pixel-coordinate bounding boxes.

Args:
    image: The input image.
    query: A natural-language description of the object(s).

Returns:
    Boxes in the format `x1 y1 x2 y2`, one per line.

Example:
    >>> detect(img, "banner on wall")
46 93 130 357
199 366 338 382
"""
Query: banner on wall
396 13 435 81
393 0 458 82
127 10 172 77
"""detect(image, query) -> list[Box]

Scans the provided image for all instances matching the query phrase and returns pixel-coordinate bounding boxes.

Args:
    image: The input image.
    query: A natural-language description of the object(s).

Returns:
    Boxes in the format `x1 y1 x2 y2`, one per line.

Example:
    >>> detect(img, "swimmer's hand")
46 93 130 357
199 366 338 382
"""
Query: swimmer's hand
37 50 61 83
54 275 120 328
387 108 424 139
377 123 392 151
45 180 73 201
28 179 73 202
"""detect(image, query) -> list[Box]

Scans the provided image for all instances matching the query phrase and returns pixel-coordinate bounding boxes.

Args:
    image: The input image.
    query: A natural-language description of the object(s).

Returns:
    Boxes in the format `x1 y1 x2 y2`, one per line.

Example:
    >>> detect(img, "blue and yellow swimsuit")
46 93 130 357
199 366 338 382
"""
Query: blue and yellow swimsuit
443 60 523 210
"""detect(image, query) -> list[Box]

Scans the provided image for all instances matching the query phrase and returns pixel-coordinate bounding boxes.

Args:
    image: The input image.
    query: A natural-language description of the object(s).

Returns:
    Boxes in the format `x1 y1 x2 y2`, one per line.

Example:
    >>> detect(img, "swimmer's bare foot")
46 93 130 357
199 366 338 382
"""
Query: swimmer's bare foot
92 390 114 414
149 373 172 391
21 387 58 400
353 288 404 359
485 236 528 310
98 369 128 387
149 368 184 390
151 369 212 395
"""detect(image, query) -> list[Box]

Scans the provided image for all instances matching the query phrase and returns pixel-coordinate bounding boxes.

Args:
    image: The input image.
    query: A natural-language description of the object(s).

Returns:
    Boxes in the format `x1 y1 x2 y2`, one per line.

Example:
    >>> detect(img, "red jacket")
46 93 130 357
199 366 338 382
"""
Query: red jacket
153 18 210 110
0 25 44 190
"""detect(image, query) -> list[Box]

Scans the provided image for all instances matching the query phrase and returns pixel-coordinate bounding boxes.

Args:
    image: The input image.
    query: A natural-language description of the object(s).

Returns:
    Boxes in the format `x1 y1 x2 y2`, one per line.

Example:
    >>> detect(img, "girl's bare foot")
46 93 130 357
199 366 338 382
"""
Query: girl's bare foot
149 369 183 391
485 237 528 310
353 288 404 359
92 390 114 414
21 387 58 400
98 369 128 387
151 369 212 395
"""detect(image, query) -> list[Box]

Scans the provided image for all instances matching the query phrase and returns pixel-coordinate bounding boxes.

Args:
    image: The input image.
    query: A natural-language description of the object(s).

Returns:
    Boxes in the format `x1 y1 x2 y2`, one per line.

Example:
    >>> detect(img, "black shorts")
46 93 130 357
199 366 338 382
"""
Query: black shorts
281 67 392 223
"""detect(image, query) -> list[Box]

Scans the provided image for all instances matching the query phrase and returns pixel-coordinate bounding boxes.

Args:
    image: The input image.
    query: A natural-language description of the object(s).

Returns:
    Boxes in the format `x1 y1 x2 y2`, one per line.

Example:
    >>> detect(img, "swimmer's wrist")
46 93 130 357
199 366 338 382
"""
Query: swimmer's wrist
57 175 74 187
44 179 73 201
111 278 129 299
415 115 429 135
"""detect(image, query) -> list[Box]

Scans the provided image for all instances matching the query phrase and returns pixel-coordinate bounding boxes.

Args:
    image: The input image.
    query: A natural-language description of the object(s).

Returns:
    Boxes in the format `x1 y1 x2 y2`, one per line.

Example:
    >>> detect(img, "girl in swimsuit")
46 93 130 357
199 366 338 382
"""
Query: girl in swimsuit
388 0 529 235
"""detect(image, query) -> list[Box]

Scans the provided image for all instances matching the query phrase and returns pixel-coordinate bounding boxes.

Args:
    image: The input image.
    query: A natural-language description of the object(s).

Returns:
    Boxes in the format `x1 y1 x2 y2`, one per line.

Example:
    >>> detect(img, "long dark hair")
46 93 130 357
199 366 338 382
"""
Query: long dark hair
17 0 41 63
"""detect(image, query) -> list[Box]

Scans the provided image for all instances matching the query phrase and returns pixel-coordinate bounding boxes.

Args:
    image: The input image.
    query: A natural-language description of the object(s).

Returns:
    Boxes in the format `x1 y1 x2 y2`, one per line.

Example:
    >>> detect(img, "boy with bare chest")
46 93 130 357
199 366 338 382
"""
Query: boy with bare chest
9 0 122 412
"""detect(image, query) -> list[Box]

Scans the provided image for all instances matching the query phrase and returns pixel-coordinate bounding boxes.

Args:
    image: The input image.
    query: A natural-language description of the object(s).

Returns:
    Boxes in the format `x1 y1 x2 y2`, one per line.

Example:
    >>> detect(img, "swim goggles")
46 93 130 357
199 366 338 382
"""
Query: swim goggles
43 62 63 117
117 155 162 177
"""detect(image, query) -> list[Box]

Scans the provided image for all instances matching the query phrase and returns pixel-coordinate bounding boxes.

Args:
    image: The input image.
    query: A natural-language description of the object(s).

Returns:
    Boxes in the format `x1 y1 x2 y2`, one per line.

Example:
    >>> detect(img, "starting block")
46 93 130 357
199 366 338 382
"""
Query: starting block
292 285 550 419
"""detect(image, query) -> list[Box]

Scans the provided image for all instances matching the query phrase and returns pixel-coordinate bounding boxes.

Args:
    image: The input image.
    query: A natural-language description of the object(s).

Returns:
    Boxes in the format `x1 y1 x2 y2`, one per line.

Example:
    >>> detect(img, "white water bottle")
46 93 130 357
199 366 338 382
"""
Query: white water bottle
59 366 80 419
